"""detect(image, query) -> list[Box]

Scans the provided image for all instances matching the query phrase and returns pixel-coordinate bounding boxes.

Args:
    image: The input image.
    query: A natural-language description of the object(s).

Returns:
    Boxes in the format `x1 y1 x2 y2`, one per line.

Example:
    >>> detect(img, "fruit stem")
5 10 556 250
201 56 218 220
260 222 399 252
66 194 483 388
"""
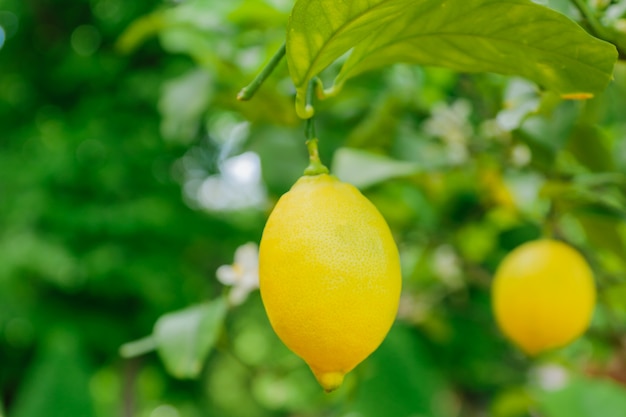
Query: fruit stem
304 137 329 176
303 79 329 176
237 43 286 101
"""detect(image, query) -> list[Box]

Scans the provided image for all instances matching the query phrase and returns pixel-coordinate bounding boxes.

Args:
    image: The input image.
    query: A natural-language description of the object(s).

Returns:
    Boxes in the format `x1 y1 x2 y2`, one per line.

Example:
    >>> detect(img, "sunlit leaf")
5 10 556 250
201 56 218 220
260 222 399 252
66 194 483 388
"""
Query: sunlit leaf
154 298 228 379
287 0 617 118
332 148 420 189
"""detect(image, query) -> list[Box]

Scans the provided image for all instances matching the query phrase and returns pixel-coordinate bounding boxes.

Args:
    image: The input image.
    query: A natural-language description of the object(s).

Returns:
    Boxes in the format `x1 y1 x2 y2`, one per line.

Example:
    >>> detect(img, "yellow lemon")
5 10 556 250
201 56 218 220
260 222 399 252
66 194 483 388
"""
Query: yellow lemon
492 239 596 355
259 173 402 392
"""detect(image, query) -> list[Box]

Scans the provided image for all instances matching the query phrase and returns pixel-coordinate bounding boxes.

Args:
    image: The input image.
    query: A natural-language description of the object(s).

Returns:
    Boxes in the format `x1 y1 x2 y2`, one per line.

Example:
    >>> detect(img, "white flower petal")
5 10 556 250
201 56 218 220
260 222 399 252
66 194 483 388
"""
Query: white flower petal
241 271 260 289
228 285 250 306
216 265 239 286
234 242 259 270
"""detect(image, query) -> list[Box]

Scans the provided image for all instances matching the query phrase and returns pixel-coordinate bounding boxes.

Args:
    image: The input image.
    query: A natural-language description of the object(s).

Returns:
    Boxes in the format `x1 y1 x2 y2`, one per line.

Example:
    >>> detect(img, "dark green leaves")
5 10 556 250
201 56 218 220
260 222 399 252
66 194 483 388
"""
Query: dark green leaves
287 0 617 118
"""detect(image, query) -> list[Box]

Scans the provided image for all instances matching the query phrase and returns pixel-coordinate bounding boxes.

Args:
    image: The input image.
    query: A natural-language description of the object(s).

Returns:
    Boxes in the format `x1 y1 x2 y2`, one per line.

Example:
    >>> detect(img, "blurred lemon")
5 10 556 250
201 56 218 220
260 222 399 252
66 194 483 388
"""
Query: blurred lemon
259 173 402 391
492 239 596 355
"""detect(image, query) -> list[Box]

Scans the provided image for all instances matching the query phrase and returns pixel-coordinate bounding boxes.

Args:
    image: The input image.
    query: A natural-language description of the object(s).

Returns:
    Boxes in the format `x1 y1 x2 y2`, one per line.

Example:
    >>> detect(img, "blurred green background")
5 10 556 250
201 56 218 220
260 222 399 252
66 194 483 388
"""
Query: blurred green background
1 0 626 416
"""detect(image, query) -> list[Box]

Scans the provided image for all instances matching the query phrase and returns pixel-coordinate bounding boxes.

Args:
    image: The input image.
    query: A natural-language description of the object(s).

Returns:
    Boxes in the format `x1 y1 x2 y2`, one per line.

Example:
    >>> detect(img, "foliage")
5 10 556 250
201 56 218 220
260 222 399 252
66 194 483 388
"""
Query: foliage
286 0 617 117
1 0 626 416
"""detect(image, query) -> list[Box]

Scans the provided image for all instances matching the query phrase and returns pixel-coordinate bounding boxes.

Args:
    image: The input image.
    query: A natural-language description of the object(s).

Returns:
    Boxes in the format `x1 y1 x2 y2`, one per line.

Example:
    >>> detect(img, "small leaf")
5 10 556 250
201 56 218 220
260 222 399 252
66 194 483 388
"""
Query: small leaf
154 298 228 379
287 0 617 118
331 148 420 189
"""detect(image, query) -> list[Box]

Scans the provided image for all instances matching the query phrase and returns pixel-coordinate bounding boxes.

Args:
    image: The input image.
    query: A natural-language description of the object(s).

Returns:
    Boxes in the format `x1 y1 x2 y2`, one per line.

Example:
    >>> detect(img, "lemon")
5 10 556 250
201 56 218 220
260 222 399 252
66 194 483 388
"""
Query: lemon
259 173 402 391
492 239 596 355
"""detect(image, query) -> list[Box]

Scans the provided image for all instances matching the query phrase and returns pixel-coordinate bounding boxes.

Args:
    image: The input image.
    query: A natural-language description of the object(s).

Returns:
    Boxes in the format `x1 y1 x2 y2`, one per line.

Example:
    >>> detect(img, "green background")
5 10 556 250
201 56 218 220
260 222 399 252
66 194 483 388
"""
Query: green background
1 0 625 416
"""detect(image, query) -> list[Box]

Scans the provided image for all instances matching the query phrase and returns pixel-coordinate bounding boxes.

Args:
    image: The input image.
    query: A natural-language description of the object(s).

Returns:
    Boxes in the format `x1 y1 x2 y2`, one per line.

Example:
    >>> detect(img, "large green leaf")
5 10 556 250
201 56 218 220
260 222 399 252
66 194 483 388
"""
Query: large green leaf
287 0 617 118
154 298 228 379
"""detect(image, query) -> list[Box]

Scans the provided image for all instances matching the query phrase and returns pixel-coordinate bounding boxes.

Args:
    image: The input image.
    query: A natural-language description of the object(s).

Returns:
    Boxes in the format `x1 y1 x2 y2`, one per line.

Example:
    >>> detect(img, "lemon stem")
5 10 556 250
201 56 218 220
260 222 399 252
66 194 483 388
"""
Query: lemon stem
237 43 286 101
304 137 329 176
303 79 329 176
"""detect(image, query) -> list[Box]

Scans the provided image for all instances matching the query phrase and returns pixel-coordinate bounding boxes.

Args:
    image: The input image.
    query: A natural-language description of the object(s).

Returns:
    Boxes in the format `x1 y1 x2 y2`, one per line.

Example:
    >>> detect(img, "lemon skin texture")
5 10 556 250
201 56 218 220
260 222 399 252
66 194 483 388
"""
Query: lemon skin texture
492 239 596 355
259 174 402 392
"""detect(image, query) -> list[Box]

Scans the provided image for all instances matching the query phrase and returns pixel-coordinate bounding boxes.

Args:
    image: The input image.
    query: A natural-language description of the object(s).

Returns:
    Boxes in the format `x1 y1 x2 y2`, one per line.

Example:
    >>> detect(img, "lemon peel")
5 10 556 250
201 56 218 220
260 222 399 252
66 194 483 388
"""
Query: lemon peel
492 239 596 355
259 173 401 391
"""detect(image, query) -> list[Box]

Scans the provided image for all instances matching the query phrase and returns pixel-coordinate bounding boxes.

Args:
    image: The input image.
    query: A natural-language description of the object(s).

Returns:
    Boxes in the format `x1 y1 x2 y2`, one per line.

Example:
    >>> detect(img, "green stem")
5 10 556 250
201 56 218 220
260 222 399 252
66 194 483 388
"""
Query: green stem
119 335 156 358
237 43 286 101
570 0 626 58
305 117 316 142
304 81 317 139
303 80 329 176
304 137 329 176
541 200 558 239
571 0 610 37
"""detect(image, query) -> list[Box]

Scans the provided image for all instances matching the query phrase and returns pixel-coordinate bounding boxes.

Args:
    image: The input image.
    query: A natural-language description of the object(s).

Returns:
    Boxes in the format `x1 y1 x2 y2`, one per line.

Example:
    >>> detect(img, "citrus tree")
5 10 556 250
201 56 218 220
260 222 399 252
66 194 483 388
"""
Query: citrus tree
1 0 626 416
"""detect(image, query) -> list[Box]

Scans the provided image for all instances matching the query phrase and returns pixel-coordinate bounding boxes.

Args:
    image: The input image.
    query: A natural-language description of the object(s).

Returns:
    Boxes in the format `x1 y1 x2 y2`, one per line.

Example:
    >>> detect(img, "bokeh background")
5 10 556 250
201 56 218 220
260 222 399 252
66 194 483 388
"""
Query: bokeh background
1 0 626 416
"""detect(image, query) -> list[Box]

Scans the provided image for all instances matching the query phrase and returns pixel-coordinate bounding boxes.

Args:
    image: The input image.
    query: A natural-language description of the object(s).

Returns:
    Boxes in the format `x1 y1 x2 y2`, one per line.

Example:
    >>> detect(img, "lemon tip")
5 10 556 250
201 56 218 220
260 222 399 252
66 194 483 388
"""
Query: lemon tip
313 371 345 393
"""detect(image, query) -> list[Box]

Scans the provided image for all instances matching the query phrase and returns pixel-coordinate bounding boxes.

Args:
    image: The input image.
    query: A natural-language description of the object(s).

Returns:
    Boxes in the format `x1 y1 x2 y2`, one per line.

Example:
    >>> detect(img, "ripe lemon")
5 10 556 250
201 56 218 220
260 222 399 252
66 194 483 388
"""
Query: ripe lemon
259 173 402 392
492 239 596 355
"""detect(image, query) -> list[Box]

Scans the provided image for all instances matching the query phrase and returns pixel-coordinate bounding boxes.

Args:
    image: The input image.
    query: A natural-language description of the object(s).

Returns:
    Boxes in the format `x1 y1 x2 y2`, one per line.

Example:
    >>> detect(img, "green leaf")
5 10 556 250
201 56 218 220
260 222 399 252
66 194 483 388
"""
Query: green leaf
119 335 157 358
331 147 420 189
116 12 167 54
490 386 535 417
576 213 626 257
540 174 626 222
566 124 615 172
287 0 617 118
154 298 228 379
605 283 626 319
534 374 626 417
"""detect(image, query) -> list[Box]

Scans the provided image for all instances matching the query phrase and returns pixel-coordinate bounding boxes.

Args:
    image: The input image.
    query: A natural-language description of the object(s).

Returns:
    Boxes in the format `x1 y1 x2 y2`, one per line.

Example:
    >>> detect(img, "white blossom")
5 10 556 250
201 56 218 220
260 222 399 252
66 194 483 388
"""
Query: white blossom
432 245 464 289
423 99 473 164
531 364 569 391
216 242 259 305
